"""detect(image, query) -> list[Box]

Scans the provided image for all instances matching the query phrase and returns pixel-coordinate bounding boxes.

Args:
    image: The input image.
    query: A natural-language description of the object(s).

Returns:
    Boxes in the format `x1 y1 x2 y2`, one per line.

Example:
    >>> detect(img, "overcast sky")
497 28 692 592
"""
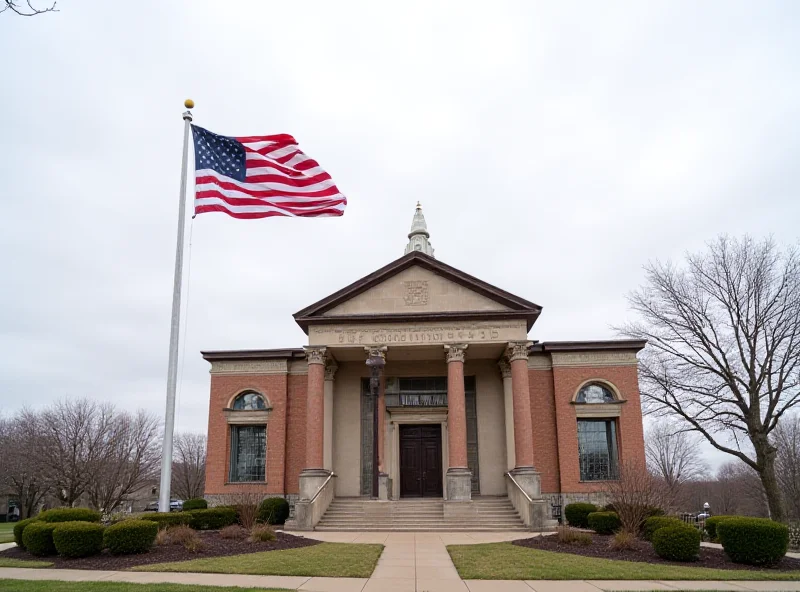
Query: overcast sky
2 1 798 470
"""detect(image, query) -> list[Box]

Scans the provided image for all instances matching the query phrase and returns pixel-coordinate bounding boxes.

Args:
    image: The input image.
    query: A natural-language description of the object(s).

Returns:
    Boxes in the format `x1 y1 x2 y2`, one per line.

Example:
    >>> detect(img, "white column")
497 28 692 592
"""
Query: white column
323 360 337 472
499 359 516 471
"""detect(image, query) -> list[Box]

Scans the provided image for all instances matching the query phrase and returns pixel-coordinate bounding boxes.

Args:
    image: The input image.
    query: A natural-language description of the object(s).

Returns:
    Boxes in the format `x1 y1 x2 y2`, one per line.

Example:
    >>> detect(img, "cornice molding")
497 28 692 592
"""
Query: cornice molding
209 359 288 375
551 351 638 368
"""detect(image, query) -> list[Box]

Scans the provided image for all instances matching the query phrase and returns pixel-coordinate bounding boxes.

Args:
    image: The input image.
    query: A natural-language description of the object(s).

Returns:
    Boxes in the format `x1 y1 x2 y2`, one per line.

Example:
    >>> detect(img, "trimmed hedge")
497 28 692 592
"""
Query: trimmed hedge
21 522 58 556
717 517 789 566
587 511 621 535
52 521 104 558
564 503 598 528
187 507 238 530
139 512 191 529
643 516 685 542
38 508 101 523
652 524 701 562
705 515 735 542
182 498 208 511
13 518 38 549
258 497 290 525
104 520 158 555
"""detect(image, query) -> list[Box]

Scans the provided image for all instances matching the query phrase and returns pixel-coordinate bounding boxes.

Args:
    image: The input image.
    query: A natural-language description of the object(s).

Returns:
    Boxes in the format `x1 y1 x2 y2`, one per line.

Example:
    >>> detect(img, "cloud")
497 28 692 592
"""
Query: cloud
1 1 798 467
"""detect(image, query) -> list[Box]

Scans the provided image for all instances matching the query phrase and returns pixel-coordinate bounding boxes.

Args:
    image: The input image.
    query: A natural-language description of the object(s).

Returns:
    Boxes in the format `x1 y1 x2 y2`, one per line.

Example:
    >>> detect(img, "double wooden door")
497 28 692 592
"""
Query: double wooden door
399 424 443 498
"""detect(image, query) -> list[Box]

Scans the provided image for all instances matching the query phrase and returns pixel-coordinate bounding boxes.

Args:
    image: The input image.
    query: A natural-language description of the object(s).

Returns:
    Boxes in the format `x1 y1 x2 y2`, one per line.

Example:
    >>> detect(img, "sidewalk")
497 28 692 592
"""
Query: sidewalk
1 532 799 592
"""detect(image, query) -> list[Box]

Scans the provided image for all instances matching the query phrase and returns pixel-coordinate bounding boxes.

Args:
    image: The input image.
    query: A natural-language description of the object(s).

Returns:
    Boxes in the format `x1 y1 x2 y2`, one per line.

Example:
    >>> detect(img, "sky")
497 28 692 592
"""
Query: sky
1 1 799 470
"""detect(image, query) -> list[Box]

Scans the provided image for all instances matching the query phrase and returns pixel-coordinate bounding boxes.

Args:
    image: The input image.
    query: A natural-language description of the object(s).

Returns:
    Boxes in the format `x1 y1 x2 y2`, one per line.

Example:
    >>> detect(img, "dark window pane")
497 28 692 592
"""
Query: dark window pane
229 425 266 482
233 392 267 410
578 420 619 481
576 384 615 404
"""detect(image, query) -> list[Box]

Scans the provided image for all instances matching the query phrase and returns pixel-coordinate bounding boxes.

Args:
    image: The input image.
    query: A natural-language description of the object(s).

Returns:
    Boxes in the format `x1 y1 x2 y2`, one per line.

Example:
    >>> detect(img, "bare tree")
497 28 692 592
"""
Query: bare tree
774 413 800 521
0 413 52 518
85 409 161 514
38 399 115 506
171 433 207 500
604 460 671 535
0 0 57 16
620 236 800 522
645 420 708 501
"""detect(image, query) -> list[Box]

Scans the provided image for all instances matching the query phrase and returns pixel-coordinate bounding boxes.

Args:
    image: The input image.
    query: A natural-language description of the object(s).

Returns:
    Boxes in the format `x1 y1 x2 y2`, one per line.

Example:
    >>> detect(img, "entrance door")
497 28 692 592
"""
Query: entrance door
399 425 443 498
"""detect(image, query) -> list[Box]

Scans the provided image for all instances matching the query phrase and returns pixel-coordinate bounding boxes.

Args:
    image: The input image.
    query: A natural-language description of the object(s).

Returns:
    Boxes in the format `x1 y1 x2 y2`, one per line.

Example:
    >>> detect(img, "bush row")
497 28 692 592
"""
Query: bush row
139 507 238 531
14 516 158 557
647 515 789 565
181 498 208 511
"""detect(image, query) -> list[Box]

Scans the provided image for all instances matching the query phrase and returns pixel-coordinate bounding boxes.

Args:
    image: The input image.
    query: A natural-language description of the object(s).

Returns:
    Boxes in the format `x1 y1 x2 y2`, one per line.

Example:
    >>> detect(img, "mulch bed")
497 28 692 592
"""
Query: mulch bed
513 533 800 572
0 530 319 570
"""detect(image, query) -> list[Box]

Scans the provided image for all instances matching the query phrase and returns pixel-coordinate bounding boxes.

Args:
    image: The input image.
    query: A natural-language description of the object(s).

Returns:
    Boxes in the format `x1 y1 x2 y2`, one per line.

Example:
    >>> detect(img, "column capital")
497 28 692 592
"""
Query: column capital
498 358 512 379
506 341 532 363
324 359 338 381
303 346 328 366
444 343 468 364
363 345 388 361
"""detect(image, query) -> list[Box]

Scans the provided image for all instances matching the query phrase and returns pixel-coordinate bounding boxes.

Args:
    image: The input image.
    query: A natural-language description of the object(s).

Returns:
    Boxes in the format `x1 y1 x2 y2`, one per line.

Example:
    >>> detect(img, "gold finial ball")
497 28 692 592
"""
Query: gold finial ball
184 99 195 109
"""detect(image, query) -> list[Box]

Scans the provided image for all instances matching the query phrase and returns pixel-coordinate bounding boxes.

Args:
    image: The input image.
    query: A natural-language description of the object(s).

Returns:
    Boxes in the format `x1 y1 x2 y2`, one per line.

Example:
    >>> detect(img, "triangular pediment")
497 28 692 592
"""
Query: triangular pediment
294 252 542 333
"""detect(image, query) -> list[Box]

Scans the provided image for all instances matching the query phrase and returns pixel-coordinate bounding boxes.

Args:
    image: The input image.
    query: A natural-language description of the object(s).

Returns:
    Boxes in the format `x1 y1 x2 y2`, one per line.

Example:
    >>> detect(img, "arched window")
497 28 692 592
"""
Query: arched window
232 391 267 410
575 383 616 404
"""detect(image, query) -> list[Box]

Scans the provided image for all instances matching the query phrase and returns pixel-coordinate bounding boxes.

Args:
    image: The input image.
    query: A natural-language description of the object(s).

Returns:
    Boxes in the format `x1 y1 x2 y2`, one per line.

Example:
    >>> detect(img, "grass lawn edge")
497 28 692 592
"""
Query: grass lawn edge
130 542 383 578
0 580 292 592
0 558 54 569
446 542 800 581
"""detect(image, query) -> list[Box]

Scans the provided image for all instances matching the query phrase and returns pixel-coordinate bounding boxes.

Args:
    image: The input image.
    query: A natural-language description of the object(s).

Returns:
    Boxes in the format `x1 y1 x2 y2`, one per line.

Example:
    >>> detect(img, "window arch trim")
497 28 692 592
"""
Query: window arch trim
571 379 624 404
226 389 271 411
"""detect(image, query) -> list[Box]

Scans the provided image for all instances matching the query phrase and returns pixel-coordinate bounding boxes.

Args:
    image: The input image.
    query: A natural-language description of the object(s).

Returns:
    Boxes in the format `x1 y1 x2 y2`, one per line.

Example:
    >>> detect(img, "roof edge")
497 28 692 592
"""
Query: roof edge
293 251 543 329
201 348 305 361
530 339 647 353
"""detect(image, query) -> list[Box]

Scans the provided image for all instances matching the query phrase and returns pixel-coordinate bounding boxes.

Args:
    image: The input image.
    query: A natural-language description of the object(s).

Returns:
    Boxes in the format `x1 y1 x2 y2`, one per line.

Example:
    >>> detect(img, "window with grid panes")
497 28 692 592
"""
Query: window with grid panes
229 425 266 482
577 419 618 481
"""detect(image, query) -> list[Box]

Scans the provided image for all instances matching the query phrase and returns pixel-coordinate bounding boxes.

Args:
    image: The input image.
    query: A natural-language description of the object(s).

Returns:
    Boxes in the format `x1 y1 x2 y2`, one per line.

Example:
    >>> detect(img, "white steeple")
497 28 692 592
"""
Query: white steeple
404 202 435 258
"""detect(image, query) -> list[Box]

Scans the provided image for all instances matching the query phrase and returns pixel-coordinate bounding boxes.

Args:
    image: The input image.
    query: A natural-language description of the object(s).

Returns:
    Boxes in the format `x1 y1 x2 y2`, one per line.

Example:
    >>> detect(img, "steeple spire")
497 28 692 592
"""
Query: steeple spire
404 202 435 257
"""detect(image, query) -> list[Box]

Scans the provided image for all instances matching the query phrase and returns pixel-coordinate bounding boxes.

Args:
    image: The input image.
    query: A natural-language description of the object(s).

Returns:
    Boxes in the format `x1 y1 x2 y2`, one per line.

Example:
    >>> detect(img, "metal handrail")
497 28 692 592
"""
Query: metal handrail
309 472 336 504
505 471 533 503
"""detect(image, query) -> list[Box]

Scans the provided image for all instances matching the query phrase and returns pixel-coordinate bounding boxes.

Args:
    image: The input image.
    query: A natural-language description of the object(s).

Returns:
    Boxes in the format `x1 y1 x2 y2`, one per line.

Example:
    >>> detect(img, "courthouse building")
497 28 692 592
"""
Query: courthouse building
202 205 646 530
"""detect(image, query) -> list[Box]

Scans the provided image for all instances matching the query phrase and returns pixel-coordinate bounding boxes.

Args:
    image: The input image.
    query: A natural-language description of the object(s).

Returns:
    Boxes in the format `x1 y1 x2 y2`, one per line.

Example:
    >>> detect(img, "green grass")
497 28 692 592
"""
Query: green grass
132 542 382 578
0 582 291 592
0 558 53 568
0 523 14 544
447 542 800 581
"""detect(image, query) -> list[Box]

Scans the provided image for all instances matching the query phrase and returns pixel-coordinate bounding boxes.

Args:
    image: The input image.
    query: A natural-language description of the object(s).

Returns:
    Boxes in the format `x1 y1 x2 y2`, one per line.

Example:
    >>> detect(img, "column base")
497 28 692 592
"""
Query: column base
510 466 542 498
445 467 473 502
378 473 392 501
298 468 331 501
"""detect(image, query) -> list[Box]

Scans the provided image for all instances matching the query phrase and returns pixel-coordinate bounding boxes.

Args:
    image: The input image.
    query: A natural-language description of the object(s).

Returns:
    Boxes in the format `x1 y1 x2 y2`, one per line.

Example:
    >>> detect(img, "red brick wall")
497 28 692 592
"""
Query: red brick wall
551 365 645 494
284 373 308 495
529 368 561 493
205 373 289 496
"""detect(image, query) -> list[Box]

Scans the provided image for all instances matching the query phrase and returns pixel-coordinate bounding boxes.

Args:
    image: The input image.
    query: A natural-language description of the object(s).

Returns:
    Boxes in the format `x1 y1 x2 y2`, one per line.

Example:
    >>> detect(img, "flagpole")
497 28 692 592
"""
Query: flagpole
158 99 194 513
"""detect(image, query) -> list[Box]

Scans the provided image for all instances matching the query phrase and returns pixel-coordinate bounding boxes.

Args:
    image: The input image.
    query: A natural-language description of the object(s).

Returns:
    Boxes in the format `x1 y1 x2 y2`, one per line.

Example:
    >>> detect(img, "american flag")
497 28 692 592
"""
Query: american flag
191 125 347 219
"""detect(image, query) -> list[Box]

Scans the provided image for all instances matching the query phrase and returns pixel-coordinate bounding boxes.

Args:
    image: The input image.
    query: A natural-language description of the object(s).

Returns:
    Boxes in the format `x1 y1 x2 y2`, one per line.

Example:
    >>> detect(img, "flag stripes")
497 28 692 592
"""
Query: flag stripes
191 126 346 219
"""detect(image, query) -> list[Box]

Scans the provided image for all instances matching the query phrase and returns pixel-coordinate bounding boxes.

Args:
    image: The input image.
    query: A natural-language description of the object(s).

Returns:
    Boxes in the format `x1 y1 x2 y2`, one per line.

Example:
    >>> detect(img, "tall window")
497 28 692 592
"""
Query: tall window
229 425 266 482
577 419 618 481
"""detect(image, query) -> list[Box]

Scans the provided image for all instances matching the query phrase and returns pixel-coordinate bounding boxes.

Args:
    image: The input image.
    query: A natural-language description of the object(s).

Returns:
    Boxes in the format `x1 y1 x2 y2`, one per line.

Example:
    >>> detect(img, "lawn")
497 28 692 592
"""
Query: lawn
447 542 800 581
0 558 53 568
132 542 383 578
0 582 291 592
0 524 14 544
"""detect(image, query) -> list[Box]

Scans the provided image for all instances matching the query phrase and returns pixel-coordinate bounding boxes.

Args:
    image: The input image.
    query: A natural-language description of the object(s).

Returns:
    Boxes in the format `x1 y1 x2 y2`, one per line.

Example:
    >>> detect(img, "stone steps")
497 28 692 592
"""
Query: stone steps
315 496 529 532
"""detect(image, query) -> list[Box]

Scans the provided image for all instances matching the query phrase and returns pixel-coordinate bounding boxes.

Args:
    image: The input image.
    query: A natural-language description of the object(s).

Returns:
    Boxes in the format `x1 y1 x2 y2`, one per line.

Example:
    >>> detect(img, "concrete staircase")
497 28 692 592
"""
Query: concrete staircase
315 496 529 531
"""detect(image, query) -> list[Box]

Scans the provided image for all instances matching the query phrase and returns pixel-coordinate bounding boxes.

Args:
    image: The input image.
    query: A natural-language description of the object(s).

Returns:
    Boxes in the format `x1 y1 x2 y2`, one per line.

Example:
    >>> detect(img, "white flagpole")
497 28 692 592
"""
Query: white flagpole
158 100 194 513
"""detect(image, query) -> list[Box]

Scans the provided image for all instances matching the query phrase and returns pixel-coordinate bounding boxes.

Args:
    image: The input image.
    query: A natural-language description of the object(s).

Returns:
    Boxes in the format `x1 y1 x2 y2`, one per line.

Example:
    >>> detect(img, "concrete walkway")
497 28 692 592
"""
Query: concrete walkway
1 532 799 591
